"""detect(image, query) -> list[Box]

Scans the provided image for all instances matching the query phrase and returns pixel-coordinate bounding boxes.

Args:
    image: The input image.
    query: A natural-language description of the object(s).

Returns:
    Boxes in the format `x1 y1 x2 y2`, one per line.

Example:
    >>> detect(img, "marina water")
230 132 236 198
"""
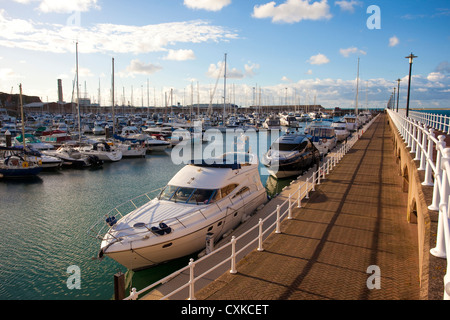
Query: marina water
0 129 291 300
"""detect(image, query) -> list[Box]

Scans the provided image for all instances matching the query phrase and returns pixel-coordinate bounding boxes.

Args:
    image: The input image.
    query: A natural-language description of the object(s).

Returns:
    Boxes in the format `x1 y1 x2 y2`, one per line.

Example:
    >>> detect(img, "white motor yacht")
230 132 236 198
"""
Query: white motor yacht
331 121 351 142
77 141 122 162
43 145 103 168
91 152 267 270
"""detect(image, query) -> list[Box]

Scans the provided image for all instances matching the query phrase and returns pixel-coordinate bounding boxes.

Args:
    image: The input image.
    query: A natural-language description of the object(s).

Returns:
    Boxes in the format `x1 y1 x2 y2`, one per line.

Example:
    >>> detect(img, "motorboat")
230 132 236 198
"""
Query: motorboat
144 136 171 152
114 140 146 158
119 126 148 141
280 113 299 128
330 121 351 142
262 134 320 179
43 145 103 168
9 146 63 169
92 122 106 136
77 141 123 162
304 125 337 155
343 114 360 132
90 152 268 270
13 134 54 151
40 131 76 148
262 115 281 130
0 146 43 178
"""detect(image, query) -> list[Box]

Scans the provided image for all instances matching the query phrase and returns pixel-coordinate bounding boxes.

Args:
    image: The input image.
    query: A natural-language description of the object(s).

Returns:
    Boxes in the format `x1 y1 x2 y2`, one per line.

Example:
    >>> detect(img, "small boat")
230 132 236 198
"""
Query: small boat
91 152 267 270
262 134 320 179
144 136 171 152
0 146 43 178
13 134 54 151
331 121 351 142
43 145 103 168
304 125 337 155
10 146 63 169
262 115 281 130
343 114 360 132
114 140 146 158
77 141 122 162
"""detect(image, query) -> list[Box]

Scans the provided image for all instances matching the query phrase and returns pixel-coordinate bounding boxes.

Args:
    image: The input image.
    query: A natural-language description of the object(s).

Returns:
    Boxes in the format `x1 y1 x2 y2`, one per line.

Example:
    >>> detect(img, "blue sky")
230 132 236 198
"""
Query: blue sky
0 0 449 109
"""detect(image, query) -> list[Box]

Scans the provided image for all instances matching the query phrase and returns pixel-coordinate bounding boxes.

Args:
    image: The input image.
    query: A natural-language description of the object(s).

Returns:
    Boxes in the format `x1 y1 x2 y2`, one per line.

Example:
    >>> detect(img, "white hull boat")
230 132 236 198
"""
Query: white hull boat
90 152 267 270
77 142 122 162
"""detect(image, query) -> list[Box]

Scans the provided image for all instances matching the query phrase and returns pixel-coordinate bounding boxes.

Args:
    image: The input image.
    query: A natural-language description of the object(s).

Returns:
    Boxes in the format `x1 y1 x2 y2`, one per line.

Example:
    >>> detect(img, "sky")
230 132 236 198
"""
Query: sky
0 0 449 110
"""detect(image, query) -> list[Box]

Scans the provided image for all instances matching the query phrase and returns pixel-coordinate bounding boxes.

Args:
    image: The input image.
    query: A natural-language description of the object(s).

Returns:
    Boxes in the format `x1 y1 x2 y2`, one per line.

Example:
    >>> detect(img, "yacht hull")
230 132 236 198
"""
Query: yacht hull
102 190 266 270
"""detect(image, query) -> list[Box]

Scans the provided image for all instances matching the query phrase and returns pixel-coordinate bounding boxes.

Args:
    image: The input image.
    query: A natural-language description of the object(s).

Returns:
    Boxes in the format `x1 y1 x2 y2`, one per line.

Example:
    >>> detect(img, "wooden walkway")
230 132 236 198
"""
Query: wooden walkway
195 114 421 300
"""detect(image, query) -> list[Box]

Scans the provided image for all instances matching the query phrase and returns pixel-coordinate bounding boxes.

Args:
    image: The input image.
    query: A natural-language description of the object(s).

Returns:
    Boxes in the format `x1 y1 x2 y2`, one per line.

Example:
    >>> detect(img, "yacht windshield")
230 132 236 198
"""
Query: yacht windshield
159 185 217 205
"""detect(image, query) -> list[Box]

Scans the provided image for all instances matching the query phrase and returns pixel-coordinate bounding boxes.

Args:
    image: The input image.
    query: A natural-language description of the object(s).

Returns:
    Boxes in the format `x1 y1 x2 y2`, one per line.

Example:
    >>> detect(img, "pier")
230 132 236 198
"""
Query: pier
195 113 421 300
123 112 447 300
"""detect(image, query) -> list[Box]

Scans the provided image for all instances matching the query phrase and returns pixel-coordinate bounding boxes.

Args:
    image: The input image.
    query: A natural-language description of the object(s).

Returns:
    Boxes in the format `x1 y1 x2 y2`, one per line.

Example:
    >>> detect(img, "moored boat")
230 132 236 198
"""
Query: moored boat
262 134 320 179
90 152 267 270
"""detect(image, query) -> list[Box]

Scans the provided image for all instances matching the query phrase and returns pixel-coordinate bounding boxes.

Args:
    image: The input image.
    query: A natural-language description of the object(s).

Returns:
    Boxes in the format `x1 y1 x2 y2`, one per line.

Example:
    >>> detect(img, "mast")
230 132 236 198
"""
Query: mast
223 53 227 125
19 84 26 151
112 57 115 134
355 57 360 115
76 42 81 141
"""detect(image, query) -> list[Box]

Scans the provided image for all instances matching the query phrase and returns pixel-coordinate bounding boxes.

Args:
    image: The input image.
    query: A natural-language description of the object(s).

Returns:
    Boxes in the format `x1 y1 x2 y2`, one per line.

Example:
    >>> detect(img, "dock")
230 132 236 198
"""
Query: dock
138 113 428 300
194 113 421 300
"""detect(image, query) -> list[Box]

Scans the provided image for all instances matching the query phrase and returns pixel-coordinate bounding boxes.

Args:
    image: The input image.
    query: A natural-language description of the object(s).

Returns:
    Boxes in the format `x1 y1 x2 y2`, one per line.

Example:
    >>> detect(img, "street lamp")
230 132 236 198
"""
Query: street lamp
396 78 401 112
405 53 418 117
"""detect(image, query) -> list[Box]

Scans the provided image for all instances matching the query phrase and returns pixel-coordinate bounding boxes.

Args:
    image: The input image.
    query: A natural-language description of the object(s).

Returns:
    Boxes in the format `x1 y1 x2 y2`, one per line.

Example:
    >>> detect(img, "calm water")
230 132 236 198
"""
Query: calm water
0 128 292 300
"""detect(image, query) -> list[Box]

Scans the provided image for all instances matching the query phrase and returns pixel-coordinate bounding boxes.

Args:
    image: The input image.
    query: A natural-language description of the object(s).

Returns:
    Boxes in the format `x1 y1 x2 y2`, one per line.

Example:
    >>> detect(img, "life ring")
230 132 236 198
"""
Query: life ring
22 161 29 168
322 138 327 143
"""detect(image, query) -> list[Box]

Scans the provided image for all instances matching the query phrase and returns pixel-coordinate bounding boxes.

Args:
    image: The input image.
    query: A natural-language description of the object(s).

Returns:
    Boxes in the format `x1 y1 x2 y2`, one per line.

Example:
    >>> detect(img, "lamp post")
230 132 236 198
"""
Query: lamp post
396 78 401 112
405 53 417 118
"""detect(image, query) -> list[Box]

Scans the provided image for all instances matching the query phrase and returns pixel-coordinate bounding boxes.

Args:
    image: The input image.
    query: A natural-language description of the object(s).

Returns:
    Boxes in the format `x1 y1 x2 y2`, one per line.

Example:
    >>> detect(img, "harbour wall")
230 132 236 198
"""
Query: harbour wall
387 113 445 300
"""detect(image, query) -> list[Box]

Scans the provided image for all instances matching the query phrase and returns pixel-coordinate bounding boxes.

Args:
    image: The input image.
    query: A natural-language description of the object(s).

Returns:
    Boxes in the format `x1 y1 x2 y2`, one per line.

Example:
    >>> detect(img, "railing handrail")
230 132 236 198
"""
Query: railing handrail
387 108 450 300
123 114 379 301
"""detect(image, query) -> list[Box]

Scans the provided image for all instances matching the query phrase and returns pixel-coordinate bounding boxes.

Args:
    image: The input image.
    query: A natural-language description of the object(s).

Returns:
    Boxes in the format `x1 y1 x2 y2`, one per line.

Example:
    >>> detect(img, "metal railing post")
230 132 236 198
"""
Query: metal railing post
230 236 237 274
188 258 196 300
257 219 264 252
275 205 281 234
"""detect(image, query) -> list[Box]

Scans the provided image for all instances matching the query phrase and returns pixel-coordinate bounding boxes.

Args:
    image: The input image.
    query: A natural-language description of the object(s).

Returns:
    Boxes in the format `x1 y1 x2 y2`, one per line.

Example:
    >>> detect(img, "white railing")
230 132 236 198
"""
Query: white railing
387 109 450 300
409 110 450 135
123 115 379 301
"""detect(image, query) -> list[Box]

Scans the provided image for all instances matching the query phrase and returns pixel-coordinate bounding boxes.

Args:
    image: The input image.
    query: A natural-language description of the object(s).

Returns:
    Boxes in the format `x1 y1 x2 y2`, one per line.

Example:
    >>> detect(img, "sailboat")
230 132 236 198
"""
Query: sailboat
0 84 43 179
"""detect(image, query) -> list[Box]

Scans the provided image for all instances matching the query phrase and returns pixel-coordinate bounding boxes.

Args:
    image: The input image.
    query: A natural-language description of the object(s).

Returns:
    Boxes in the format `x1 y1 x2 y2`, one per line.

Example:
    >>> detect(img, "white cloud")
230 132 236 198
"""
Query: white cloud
38 0 100 13
427 72 445 82
207 60 244 79
120 59 162 78
307 53 330 65
0 68 16 80
184 0 231 12
13 0 100 13
252 0 332 23
0 10 238 54
339 47 367 57
389 35 399 47
163 49 196 61
244 63 260 77
335 0 362 13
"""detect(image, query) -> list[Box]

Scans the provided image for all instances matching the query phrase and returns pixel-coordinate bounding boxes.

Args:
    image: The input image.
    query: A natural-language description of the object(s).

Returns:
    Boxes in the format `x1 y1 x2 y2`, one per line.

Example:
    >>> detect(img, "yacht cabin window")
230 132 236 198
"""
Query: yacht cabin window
159 185 217 205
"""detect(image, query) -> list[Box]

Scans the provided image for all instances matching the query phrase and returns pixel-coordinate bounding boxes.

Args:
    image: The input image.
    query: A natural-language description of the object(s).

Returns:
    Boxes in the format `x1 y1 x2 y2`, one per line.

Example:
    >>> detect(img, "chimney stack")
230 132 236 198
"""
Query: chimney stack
57 79 63 102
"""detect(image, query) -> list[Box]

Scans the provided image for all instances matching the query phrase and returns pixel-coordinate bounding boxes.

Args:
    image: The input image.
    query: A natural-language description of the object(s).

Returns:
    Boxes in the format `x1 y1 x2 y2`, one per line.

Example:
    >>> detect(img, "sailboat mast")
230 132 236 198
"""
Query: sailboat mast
355 57 359 115
223 53 227 125
19 84 26 150
76 42 81 141
112 57 115 134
